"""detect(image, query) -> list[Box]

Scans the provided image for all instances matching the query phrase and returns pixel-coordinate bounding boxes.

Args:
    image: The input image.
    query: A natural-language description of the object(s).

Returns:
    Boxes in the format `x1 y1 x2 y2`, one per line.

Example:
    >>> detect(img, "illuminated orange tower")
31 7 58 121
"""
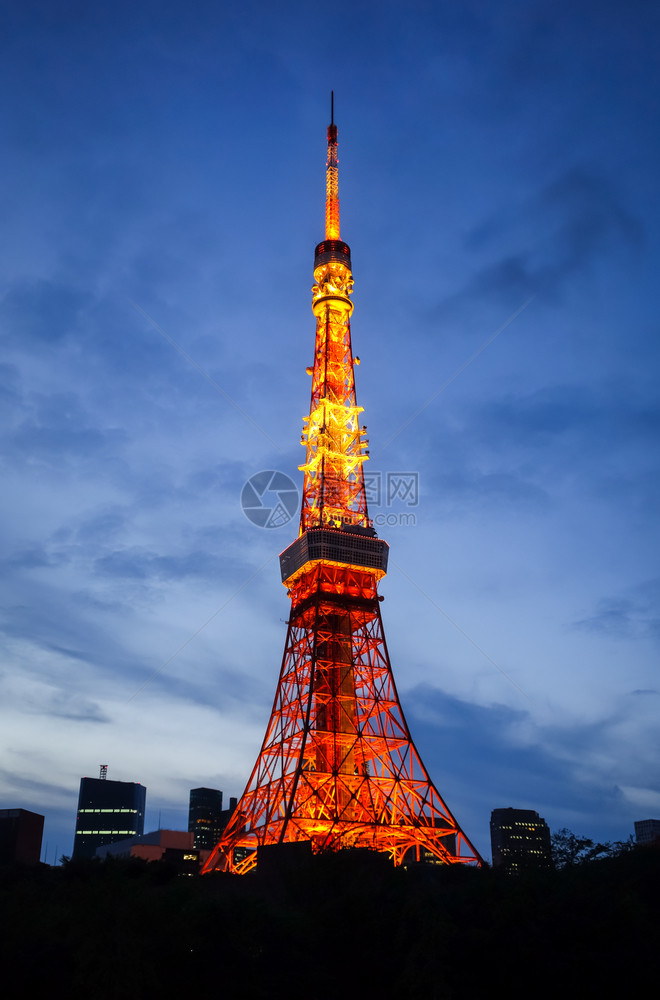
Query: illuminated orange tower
203 100 481 874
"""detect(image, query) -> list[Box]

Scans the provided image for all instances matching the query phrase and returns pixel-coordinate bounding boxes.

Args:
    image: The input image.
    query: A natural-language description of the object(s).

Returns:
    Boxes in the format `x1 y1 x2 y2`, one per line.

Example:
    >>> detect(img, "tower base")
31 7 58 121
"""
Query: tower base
203 584 481 874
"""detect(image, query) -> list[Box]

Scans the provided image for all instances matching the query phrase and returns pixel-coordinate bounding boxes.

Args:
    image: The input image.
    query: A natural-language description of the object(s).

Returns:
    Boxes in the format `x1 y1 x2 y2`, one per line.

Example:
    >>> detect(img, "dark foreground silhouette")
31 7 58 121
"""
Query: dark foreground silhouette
1 845 658 998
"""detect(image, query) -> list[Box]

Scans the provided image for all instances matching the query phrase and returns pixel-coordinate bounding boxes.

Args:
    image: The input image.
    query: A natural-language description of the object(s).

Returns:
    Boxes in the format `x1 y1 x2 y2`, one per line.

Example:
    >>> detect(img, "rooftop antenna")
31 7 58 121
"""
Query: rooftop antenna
331 89 334 125
99 764 108 780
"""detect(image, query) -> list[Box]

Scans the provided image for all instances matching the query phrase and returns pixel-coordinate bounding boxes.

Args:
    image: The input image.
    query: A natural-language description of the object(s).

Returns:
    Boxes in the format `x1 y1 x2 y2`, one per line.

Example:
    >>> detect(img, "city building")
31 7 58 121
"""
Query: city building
0 808 44 865
188 787 238 851
188 787 223 850
95 828 197 869
634 818 660 846
73 768 146 860
490 807 553 873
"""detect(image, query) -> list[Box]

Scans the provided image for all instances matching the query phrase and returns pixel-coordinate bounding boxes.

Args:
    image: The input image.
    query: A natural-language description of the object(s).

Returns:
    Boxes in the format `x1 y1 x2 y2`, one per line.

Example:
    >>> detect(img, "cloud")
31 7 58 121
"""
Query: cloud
429 467 548 512
477 385 660 449
445 168 642 312
572 579 660 642
0 593 138 677
3 388 128 469
0 766 76 807
4 546 70 570
403 683 659 847
0 279 92 345
0 363 21 405
69 507 129 544
416 381 660 521
94 547 230 582
24 689 111 724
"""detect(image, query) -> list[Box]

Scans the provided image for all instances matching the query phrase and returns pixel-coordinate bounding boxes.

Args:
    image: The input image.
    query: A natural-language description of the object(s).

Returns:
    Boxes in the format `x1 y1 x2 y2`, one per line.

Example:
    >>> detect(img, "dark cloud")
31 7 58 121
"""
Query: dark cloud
3 390 128 468
417 382 660 518
0 595 139 676
403 684 656 844
503 1 660 94
0 363 21 402
0 280 92 345
35 642 91 664
0 767 75 802
23 690 110 724
4 547 70 571
479 385 598 441
139 662 274 719
478 385 660 450
450 169 642 311
95 546 238 582
71 507 130 544
0 605 93 667
428 467 548 512
404 688 572 810
574 597 640 639
185 460 261 499
572 578 660 642
542 168 643 251
71 589 132 615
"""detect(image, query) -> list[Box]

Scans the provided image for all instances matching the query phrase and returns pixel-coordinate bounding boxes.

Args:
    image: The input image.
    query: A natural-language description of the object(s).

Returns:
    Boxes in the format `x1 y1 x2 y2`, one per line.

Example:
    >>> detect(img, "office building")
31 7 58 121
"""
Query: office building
634 818 660 846
188 787 238 851
0 808 44 865
73 770 146 860
490 807 552 873
189 787 223 850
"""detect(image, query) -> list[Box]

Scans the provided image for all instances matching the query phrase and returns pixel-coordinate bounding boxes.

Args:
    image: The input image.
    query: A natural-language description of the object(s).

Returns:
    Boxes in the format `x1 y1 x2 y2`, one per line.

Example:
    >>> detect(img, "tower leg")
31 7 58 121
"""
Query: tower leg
202 591 481 873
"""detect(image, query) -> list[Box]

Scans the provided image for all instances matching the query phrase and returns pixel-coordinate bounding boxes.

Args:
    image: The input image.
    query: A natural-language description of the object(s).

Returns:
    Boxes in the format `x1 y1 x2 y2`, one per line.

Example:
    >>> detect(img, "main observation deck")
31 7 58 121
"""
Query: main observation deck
280 526 389 585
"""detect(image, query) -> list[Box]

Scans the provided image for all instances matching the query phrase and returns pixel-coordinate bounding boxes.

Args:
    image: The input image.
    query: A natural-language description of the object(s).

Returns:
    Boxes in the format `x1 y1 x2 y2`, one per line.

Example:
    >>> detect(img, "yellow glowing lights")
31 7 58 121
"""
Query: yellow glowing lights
301 249 368 532
300 394 369 531
312 263 353 312
325 124 340 240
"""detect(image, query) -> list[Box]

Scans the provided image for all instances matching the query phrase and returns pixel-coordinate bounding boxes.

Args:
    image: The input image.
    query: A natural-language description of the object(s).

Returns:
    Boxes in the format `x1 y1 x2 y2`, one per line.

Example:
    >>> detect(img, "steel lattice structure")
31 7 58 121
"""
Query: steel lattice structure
202 102 481 875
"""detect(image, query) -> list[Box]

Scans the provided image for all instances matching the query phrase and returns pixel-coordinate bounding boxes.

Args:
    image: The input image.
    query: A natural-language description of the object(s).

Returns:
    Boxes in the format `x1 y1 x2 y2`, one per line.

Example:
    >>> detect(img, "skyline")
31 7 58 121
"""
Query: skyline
1 1 659 863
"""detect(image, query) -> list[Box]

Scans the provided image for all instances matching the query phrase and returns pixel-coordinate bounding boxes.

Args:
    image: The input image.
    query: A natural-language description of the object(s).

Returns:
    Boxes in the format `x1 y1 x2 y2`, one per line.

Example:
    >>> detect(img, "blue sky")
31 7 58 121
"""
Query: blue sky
1 0 658 863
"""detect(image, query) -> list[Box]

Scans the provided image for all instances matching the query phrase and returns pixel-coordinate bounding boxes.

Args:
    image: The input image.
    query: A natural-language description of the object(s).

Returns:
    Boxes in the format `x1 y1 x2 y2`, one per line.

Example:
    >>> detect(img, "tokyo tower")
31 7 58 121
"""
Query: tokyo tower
203 101 481 874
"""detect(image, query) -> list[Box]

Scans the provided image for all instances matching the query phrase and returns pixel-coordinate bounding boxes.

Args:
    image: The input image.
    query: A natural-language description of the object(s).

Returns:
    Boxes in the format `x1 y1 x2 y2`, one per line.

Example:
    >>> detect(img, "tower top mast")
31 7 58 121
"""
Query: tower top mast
325 91 340 240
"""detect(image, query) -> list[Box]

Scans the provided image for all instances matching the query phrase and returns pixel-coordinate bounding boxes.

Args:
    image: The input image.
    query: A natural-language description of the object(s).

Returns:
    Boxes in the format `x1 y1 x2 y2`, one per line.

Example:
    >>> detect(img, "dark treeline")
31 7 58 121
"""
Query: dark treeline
1 846 658 998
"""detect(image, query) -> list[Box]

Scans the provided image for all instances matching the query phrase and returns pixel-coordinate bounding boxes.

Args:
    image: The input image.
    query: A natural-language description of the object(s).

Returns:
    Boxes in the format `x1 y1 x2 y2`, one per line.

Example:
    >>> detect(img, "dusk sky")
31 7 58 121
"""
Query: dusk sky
1 1 658 863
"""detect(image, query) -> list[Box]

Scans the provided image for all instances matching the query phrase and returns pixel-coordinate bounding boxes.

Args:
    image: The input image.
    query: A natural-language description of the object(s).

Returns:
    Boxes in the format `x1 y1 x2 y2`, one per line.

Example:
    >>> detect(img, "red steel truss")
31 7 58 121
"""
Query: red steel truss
202 103 481 875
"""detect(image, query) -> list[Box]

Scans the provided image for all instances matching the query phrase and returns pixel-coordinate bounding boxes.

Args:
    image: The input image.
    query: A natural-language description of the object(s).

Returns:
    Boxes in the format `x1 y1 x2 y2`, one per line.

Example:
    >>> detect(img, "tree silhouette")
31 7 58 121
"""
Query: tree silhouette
551 828 634 868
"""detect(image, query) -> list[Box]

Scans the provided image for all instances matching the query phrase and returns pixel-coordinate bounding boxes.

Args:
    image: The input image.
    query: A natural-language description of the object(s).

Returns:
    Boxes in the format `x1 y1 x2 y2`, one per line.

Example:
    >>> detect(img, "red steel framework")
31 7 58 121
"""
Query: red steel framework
203 102 482 874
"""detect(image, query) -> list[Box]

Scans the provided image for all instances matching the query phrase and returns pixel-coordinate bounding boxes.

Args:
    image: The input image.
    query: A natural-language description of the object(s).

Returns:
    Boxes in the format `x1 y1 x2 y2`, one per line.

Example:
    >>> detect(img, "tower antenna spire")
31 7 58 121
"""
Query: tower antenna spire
325 96 340 240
